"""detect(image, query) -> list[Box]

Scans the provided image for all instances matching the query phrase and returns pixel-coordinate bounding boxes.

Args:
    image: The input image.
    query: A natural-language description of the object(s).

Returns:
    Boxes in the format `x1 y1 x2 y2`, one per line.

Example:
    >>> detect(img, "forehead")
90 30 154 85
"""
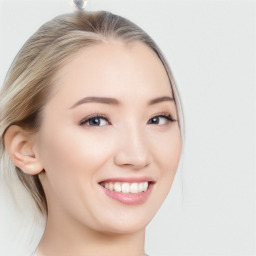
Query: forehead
50 40 172 103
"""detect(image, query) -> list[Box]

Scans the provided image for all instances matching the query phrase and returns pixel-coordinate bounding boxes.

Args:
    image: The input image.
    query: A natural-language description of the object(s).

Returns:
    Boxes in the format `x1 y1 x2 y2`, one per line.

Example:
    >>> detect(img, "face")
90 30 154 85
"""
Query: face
36 41 182 234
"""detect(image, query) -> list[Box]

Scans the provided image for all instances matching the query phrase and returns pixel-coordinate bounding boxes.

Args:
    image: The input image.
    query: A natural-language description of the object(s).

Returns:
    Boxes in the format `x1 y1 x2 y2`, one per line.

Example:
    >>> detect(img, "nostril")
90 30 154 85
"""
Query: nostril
114 152 150 169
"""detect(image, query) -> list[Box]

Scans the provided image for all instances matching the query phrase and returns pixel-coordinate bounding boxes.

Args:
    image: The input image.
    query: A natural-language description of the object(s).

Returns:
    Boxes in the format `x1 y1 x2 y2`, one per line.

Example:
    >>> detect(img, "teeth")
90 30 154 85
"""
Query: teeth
121 183 130 193
138 182 144 192
130 183 139 193
114 182 122 192
101 181 149 194
109 182 114 191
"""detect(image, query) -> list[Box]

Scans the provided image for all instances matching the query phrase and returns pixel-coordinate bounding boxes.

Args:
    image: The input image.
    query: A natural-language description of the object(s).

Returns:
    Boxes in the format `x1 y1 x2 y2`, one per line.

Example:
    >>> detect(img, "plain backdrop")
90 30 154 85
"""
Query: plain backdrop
0 0 255 255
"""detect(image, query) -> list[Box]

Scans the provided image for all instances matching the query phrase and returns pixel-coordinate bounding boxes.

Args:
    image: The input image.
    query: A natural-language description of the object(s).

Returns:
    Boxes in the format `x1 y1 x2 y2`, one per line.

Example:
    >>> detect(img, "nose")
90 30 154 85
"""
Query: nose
114 125 151 169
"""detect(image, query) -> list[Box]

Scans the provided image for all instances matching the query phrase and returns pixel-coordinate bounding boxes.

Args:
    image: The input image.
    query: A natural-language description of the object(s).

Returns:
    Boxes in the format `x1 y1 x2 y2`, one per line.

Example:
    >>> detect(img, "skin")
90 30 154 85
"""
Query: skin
5 41 182 256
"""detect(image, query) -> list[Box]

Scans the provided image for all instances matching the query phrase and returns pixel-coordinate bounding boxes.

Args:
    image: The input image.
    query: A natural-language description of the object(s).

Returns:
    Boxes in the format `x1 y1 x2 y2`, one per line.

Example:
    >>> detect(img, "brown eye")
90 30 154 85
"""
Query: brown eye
147 115 175 125
149 117 161 124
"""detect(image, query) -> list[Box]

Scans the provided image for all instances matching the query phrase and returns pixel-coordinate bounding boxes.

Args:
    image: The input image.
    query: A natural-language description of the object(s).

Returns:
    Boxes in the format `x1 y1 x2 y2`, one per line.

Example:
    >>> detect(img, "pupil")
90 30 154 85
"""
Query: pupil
151 117 159 124
89 118 100 126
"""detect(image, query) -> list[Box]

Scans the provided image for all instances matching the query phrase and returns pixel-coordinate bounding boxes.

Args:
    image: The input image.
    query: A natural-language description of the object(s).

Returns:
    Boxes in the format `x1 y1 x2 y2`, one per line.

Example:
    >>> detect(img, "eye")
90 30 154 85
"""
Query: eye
80 115 110 127
147 114 176 125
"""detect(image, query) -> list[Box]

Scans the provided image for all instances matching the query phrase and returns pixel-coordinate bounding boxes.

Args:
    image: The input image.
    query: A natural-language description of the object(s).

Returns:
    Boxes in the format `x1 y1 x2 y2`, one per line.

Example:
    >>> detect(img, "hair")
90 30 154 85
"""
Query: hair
0 11 183 217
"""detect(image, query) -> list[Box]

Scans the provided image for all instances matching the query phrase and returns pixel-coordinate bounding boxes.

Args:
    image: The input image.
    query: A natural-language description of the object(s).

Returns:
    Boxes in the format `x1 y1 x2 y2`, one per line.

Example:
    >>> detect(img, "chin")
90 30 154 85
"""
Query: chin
94 204 158 235
100 220 149 235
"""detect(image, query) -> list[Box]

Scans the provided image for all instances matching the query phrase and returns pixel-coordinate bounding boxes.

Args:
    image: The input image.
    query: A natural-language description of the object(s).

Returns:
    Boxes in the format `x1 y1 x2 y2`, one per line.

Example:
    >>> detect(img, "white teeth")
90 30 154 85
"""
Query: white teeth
109 182 114 191
143 182 148 191
114 182 121 192
138 182 144 192
138 182 148 192
121 183 130 193
130 183 139 193
101 181 149 193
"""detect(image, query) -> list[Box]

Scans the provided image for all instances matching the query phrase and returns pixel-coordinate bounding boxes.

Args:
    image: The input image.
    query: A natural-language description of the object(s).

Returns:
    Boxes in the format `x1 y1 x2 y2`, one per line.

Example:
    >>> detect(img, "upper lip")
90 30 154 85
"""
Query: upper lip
98 176 156 184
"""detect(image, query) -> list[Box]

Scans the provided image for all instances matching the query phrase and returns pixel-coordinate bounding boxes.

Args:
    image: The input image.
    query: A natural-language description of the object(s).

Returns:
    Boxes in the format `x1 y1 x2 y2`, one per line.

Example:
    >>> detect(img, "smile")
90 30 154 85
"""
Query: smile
100 181 149 194
99 178 155 205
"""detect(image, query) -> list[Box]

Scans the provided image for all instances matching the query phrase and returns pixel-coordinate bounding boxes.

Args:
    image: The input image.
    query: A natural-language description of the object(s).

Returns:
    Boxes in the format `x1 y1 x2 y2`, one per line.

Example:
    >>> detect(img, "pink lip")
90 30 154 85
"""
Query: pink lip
98 177 155 205
99 176 156 183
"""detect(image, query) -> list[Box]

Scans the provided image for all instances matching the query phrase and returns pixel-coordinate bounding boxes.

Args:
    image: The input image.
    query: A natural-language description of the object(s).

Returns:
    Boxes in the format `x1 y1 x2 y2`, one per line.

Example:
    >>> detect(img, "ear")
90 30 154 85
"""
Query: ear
4 125 43 175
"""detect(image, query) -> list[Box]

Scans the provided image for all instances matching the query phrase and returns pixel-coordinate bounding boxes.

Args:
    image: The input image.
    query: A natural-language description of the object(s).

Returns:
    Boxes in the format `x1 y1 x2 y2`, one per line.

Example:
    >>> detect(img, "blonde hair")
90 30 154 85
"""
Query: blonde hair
0 11 183 216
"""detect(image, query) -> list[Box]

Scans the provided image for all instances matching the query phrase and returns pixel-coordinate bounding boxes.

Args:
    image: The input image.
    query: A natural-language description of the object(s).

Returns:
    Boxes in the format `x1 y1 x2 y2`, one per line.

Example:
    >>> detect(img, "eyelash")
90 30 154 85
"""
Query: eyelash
79 113 176 127
147 113 176 125
79 114 110 126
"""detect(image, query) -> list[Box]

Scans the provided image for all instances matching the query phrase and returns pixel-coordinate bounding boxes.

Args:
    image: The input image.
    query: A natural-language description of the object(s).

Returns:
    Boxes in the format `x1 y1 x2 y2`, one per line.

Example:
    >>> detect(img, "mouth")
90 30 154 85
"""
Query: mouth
100 181 150 194
98 178 155 205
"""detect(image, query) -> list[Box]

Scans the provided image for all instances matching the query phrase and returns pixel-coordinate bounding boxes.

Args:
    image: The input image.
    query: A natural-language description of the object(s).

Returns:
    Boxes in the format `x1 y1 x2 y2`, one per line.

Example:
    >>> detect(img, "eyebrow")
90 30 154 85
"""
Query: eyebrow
70 96 174 109
70 97 119 108
148 96 174 105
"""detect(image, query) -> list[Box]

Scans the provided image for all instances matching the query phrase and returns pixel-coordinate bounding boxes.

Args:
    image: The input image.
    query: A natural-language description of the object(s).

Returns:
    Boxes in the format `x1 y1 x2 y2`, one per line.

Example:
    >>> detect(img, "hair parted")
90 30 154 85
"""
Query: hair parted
0 11 183 216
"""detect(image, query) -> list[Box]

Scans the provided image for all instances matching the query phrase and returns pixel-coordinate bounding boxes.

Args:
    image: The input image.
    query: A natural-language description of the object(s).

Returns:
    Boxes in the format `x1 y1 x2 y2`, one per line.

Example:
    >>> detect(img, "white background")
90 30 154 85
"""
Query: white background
0 0 255 255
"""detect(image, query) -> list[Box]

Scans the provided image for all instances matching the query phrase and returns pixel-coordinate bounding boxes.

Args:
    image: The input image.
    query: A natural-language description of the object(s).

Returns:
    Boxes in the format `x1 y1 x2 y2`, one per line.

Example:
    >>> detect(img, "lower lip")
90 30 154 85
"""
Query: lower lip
100 183 154 205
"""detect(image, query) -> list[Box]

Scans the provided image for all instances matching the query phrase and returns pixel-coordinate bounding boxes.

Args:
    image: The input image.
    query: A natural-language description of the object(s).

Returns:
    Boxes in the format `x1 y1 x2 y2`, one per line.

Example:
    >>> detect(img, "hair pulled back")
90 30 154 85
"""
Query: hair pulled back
0 11 183 216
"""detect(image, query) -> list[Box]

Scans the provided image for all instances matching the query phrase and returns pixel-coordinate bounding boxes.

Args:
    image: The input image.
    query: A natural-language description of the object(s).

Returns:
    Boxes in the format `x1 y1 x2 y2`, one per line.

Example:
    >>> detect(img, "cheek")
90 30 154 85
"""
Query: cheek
151 126 182 192
37 126 113 200
152 126 182 171
37 126 116 224
39 126 111 171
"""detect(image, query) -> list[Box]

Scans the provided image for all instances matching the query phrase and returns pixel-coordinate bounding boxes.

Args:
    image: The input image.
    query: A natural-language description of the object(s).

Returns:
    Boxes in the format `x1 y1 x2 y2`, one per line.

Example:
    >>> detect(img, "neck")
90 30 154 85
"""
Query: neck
36 213 146 256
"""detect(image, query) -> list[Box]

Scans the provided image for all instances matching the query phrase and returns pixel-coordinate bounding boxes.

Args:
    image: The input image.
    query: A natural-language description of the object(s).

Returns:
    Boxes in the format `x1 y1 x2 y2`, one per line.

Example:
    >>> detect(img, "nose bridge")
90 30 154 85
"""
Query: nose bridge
114 122 150 168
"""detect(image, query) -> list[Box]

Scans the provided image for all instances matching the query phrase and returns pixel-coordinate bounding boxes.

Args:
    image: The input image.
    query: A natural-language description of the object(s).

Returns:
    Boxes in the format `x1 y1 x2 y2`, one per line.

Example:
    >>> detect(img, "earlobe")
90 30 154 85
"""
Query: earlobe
4 125 43 175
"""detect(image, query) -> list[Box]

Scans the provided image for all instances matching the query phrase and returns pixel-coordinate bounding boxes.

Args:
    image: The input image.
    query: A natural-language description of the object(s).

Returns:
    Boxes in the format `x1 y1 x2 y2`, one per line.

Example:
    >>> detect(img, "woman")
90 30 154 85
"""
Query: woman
0 5 183 256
